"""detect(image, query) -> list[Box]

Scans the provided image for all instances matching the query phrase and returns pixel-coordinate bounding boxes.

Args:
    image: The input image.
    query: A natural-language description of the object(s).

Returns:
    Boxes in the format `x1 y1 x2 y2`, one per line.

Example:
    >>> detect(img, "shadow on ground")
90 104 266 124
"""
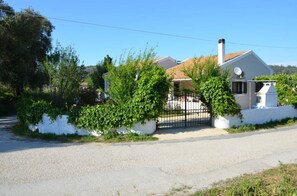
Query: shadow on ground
0 115 83 153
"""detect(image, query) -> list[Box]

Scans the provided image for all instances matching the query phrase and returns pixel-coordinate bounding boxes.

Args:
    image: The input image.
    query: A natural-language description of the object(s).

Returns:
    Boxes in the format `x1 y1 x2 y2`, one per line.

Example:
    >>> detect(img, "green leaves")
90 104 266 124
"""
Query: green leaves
17 96 63 125
201 76 241 118
0 4 54 95
183 55 241 118
74 50 171 133
17 49 171 133
255 74 297 108
42 43 84 107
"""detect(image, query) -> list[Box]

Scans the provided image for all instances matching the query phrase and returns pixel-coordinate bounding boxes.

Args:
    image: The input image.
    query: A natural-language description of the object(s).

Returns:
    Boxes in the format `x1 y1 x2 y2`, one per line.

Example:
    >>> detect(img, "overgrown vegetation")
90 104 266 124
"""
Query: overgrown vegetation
195 163 297 195
74 50 171 133
227 117 297 133
183 56 241 118
2 1 167 141
201 76 241 118
42 43 85 107
17 96 64 125
86 55 111 90
16 49 170 139
255 74 297 107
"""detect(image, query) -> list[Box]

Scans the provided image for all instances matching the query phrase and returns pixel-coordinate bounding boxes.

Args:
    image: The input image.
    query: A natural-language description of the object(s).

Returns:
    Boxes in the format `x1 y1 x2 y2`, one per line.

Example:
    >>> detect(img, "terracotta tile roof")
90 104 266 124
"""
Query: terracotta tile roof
166 51 246 79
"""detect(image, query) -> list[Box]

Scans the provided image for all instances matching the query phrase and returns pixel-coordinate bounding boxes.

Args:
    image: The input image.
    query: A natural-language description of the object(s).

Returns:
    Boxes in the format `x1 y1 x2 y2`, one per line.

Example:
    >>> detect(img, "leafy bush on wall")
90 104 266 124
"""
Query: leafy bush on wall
17 97 63 125
75 56 171 132
17 50 171 133
201 76 241 118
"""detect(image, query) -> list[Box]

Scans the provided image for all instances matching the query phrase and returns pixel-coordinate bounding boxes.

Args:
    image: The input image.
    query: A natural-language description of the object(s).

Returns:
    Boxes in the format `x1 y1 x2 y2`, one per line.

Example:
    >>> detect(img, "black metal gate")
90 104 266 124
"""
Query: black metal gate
157 92 211 129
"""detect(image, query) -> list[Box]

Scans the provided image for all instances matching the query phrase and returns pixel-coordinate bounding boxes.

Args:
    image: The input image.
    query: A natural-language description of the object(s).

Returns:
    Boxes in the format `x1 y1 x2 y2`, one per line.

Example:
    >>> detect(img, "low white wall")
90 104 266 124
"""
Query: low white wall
116 120 156 135
213 105 297 129
28 114 156 136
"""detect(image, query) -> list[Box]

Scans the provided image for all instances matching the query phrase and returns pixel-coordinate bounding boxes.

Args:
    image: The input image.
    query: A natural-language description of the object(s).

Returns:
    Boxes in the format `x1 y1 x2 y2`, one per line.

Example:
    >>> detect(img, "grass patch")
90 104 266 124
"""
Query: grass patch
11 124 157 143
103 131 158 143
227 118 297 134
195 163 297 196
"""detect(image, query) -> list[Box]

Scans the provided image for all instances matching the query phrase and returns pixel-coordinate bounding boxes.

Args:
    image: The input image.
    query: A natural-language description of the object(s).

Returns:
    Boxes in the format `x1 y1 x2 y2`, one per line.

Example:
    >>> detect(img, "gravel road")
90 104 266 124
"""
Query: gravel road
1 116 297 195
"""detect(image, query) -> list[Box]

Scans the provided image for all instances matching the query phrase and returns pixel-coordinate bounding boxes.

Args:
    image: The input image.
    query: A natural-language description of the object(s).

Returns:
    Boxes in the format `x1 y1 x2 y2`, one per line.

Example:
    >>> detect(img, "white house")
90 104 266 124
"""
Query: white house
166 39 273 109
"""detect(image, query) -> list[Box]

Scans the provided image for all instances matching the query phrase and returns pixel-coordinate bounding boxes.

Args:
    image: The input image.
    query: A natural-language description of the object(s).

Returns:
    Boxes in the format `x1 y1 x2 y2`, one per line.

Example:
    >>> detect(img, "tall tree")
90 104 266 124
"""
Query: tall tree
89 55 112 90
42 44 85 107
0 1 54 95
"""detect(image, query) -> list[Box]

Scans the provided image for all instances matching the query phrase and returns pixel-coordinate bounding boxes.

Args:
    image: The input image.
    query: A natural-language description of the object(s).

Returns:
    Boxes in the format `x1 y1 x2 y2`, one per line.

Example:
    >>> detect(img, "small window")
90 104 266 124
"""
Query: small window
232 81 247 94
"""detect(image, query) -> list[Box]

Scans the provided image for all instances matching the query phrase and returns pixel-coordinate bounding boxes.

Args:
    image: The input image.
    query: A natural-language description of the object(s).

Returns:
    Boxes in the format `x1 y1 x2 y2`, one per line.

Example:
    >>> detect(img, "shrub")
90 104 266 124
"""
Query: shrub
17 96 63 125
183 56 241 118
201 76 241 118
16 49 171 135
42 44 85 108
74 50 171 133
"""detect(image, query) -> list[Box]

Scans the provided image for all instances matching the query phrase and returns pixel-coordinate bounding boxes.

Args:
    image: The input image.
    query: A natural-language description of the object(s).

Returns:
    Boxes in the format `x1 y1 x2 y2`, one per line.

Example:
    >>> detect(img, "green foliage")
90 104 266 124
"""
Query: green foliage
255 74 297 107
88 55 111 89
103 131 158 143
201 76 241 118
0 2 54 95
227 117 297 133
183 56 221 94
17 96 63 125
183 56 240 118
15 49 170 135
105 49 157 104
74 50 171 133
195 163 297 195
42 44 85 107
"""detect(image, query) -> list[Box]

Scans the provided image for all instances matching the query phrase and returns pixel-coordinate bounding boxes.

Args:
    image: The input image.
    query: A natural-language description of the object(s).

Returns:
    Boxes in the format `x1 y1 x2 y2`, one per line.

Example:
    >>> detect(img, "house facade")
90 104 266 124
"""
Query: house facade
166 39 273 109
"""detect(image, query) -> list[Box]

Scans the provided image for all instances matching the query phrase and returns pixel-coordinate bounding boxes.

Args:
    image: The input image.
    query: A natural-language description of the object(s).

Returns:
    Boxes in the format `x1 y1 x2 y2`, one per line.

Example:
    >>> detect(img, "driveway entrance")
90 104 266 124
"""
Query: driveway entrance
157 92 211 129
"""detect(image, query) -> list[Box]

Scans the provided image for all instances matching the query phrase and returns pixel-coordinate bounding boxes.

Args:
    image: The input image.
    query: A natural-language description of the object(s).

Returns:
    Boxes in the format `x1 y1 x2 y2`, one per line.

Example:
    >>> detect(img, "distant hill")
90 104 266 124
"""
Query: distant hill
269 65 297 75
85 66 96 74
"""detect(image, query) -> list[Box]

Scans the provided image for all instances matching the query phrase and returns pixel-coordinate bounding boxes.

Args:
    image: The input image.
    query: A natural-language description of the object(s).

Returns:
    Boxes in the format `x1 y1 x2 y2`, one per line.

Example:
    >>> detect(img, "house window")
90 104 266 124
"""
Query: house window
232 81 247 94
255 82 264 93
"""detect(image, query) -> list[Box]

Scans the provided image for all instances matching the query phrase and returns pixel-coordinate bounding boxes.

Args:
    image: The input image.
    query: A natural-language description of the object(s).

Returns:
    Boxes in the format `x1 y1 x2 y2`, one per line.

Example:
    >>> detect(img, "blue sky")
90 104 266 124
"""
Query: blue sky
7 0 297 66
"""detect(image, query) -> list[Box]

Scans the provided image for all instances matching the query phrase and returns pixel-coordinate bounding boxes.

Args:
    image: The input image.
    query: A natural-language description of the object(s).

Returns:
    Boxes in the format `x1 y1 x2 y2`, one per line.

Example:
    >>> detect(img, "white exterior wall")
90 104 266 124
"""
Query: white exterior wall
28 114 156 136
213 106 297 129
221 51 273 109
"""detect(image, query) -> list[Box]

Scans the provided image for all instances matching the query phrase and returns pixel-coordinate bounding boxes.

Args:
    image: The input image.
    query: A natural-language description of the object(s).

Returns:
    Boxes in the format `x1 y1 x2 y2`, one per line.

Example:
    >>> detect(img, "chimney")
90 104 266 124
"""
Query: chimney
218 38 225 65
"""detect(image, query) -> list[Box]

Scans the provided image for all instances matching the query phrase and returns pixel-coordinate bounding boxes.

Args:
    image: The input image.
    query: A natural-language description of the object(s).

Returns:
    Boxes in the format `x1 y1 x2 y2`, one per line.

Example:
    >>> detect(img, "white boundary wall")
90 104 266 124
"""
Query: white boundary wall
28 114 156 136
213 105 297 129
